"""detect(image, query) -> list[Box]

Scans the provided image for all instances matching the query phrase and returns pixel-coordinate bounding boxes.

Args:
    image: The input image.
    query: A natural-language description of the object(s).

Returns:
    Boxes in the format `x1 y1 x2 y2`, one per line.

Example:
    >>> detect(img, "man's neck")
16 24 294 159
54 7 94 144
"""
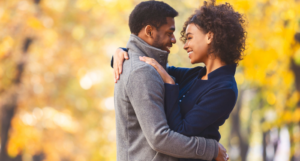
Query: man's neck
137 32 153 47
126 34 169 69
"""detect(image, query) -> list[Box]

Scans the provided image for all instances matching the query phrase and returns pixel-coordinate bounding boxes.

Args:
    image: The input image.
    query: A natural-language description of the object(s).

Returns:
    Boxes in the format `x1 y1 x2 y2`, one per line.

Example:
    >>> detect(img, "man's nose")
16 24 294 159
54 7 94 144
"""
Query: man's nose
171 35 176 44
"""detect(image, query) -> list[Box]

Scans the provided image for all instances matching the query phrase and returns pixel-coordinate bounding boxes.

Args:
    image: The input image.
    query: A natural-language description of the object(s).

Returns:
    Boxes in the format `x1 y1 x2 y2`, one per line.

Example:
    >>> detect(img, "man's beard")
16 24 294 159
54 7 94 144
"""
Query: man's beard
152 34 164 51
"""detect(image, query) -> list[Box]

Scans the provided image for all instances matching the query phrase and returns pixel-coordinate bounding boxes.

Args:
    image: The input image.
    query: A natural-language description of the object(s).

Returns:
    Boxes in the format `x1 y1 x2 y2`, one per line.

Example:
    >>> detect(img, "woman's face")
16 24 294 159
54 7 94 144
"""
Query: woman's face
184 23 212 64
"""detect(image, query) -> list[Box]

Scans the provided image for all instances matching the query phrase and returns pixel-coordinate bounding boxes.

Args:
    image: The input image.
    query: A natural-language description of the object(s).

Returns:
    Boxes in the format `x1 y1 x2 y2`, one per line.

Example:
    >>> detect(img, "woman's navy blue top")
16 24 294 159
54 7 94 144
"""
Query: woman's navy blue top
164 64 238 161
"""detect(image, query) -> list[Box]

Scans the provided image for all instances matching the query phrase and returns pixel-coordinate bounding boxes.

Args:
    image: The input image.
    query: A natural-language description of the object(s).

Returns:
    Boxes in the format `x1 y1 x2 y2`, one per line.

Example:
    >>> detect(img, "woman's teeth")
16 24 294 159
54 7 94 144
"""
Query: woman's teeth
188 51 193 54
167 47 171 50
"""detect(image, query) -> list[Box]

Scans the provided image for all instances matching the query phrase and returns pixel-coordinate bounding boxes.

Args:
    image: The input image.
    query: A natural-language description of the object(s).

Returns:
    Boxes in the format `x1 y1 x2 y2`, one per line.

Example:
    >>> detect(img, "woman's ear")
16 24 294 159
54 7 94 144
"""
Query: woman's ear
144 25 153 38
207 31 214 44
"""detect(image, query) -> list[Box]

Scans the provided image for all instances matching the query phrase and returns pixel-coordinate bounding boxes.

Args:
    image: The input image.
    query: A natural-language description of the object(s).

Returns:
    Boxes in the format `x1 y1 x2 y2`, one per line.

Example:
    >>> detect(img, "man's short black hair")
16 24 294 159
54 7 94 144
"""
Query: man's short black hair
129 1 178 35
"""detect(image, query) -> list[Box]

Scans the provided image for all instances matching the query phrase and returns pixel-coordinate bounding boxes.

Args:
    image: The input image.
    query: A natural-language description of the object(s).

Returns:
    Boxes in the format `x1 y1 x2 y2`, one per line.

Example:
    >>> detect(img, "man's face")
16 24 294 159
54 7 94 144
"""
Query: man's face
152 17 176 53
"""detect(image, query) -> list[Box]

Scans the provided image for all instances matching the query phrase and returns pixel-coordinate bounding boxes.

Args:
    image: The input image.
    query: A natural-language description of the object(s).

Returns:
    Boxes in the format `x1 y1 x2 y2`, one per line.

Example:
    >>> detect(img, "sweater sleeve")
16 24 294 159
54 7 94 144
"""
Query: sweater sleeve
164 83 237 137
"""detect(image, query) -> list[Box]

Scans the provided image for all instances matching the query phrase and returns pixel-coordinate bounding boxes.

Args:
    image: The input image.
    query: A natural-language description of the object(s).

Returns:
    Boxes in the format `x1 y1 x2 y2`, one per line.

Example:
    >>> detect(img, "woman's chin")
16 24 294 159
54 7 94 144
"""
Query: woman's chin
190 59 196 64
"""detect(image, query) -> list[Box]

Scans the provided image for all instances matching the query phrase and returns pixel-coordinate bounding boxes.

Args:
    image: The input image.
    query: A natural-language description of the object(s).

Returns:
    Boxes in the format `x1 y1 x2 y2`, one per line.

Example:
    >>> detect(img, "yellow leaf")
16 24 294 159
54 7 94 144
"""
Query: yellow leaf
27 17 43 30
294 108 300 123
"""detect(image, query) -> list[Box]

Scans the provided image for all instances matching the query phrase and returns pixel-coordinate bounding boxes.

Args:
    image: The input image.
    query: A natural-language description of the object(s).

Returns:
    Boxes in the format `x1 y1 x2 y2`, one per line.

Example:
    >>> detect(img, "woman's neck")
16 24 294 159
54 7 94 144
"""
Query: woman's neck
201 56 226 80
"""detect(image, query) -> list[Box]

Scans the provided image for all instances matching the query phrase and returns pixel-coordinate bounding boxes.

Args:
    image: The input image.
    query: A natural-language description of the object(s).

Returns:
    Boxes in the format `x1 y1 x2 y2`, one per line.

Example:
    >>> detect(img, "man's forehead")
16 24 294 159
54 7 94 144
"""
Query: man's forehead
166 17 175 24
164 17 175 29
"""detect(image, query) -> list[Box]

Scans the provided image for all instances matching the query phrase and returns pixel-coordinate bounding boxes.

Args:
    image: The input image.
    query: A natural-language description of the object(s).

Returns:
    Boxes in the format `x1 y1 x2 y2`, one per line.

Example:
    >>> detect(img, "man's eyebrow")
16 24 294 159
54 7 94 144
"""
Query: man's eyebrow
169 27 175 31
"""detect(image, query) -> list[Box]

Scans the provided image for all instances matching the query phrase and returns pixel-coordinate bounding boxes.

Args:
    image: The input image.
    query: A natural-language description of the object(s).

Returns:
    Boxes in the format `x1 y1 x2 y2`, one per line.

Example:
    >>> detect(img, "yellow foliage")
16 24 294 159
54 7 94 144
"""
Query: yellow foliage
294 108 300 123
235 72 245 85
27 17 44 30
1 0 300 160
0 36 14 58
283 111 293 123
294 48 300 65
72 26 85 40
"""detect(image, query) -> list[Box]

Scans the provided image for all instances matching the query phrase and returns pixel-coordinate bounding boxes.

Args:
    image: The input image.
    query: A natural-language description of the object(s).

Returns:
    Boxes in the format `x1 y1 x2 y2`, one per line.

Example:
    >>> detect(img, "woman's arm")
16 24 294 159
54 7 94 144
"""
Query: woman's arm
164 84 237 136
111 47 193 84
167 66 191 84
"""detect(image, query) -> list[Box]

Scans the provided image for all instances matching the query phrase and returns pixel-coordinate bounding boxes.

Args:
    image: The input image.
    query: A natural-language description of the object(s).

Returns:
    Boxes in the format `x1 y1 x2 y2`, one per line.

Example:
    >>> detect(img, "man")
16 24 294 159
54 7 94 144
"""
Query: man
113 1 227 161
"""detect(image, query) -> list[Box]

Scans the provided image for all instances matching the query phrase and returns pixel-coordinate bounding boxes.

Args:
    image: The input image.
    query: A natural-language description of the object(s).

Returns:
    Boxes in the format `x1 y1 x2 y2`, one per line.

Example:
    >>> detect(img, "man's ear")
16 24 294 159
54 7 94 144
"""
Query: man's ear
144 25 154 38
207 31 214 44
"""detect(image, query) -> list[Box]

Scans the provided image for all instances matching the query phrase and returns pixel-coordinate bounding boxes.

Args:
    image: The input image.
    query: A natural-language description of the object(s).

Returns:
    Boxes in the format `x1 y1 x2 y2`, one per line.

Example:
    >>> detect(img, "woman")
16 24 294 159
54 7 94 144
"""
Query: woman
114 1 246 161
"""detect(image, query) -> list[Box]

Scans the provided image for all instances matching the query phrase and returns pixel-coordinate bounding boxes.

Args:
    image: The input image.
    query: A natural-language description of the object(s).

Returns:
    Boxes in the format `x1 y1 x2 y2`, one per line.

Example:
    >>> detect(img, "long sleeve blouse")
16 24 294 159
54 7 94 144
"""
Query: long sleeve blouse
164 64 238 161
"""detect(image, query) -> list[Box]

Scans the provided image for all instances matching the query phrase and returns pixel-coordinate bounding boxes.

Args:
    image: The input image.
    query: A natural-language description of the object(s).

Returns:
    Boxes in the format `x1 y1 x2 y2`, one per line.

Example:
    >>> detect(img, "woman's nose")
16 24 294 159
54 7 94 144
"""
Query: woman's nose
183 41 189 50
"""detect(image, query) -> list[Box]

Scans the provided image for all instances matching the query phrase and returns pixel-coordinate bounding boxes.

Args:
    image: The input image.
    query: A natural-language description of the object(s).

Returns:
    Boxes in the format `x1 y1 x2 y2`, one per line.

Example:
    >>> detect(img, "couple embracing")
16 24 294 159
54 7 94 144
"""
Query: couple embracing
111 0 246 161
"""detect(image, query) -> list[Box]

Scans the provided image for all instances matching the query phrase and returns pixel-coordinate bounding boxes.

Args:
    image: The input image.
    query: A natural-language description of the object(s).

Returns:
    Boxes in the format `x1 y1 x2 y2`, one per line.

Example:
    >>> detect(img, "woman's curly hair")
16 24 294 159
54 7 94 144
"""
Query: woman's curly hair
180 0 246 65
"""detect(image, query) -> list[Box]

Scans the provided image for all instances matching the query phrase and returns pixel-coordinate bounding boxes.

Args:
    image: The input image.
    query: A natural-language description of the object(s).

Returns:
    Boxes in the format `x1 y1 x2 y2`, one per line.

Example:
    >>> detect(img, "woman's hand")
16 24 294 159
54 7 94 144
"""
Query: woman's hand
139 56 175 85
215 143 229 161
113 48 129 83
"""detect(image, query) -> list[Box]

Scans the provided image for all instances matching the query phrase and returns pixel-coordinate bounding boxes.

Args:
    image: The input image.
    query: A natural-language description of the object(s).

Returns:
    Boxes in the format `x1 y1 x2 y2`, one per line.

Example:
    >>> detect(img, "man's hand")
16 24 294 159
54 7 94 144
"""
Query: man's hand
215 143 229 161
113 48 129 83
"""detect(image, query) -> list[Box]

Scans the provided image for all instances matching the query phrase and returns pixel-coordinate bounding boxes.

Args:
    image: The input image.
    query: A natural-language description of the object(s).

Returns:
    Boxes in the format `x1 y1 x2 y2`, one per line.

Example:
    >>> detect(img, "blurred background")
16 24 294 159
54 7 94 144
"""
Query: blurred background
0 0 300 161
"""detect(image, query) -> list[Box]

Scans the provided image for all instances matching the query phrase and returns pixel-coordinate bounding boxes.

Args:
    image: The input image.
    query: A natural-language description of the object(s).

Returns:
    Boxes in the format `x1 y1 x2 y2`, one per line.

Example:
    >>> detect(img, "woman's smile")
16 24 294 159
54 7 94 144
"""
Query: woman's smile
188 51 193 59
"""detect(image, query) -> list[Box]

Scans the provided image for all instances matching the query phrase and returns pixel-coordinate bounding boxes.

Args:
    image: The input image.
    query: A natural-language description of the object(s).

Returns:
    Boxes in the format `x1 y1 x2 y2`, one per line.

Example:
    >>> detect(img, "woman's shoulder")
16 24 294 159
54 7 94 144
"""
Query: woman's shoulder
167 65 203 72
210 76 238 93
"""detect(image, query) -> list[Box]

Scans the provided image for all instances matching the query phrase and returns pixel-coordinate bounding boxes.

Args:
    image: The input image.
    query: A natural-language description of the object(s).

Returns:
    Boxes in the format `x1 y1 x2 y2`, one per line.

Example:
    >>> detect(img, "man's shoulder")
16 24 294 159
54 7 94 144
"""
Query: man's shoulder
129 61 162 82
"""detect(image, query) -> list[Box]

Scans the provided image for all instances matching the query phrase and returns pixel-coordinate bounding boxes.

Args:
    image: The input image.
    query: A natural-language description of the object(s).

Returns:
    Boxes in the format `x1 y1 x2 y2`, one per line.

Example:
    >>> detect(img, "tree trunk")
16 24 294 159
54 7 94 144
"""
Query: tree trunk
230 90 249 161
290 32 300 161
0 38 33 161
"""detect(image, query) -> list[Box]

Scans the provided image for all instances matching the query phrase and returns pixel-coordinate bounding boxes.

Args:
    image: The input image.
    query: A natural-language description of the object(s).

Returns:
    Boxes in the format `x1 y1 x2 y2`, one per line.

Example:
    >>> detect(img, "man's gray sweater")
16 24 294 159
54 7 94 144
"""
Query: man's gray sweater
114 34 218 161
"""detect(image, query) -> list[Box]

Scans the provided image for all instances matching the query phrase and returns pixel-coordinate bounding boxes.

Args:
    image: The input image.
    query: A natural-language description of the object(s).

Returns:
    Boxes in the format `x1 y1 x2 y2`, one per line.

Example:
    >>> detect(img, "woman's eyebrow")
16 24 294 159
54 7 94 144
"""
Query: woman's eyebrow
186 33 192 36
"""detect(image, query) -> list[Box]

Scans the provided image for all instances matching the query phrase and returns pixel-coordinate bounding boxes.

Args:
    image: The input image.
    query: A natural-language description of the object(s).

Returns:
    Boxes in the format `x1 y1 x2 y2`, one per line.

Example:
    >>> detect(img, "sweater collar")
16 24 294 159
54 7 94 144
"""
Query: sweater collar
126 34 169 69
197 64 237 79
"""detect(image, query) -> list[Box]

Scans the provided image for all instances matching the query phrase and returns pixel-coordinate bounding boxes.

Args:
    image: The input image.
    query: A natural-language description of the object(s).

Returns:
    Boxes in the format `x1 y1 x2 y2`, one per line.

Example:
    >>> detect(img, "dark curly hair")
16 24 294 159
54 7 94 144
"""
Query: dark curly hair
180 0 246 65
129 1 178 35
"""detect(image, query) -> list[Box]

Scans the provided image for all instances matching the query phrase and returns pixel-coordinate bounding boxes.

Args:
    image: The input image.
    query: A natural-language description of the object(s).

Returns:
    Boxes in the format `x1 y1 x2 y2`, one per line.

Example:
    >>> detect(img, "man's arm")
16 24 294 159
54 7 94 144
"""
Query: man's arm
126 64 218 160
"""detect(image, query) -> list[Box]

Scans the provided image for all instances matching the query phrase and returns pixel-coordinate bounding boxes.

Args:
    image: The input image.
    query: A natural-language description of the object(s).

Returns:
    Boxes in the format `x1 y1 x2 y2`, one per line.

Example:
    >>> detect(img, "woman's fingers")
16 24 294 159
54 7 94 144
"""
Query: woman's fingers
139 56 157 68
114 66 119 83
118 61 123 74
124 51 129 60
113 48 129 83
118 50 129 74
113 57 118 83
114 59 120 83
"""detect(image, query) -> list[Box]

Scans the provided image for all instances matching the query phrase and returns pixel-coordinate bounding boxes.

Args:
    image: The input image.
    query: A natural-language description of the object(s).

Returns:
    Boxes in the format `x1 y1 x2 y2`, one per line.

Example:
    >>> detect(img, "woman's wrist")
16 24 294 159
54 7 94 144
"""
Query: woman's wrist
164 75 175 84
